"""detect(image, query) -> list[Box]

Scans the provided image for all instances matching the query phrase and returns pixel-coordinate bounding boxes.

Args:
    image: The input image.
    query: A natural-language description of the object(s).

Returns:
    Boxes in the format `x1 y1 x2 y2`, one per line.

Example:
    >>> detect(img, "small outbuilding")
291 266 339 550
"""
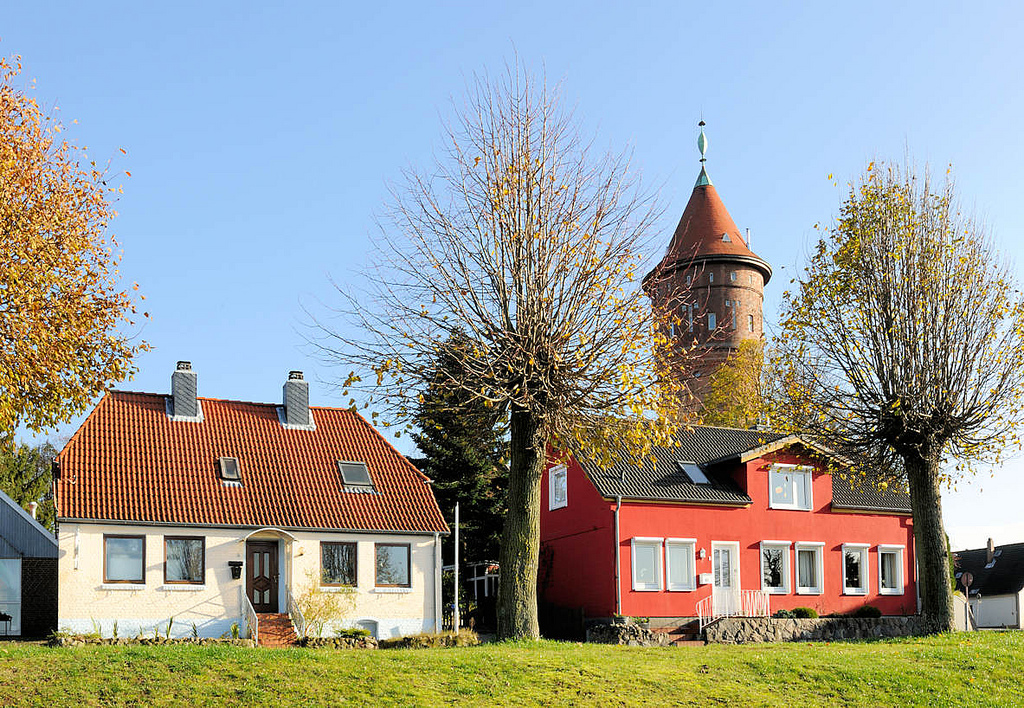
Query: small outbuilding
955 540 1024 629
0 489 58 637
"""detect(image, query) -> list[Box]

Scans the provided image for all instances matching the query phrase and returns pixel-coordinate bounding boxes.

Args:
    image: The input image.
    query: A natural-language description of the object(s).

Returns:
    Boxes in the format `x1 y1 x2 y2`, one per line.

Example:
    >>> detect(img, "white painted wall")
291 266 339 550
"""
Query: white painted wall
968 592 1021 629
58 522 439 639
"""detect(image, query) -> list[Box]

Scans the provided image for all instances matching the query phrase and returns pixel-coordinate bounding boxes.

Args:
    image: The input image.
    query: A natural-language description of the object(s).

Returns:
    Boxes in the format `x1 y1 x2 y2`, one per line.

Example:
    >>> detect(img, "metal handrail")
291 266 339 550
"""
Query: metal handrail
243 594 259 644
288 590 306 639
698 589 771 631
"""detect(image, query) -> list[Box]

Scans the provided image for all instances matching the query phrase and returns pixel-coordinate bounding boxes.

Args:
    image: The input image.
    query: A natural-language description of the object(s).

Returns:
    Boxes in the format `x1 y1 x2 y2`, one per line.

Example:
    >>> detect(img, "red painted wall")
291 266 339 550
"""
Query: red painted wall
539 455 616 617
540 449 918 619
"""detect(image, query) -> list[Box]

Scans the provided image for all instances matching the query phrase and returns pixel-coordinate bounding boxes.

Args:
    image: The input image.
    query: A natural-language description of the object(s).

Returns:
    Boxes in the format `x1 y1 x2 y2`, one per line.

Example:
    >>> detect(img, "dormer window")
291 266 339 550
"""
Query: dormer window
338 461 374 490
218 457 241 482
722 232 731 242
677 461 711 485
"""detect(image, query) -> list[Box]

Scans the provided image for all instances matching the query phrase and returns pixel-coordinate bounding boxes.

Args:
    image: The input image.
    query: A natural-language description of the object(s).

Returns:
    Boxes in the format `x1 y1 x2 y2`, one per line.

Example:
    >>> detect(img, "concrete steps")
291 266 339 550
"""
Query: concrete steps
256 613 298 648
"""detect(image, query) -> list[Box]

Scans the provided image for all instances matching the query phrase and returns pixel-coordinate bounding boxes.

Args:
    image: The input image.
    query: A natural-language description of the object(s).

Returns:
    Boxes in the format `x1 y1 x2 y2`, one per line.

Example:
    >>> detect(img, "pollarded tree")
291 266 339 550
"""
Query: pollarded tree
313 66 687 640
773 162 1024 631
0 55 148 447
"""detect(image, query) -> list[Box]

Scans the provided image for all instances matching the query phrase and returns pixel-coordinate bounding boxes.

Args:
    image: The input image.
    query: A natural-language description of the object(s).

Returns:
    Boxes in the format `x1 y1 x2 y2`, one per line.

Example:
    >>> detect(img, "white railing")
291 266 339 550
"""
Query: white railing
698 590 771 631
288 590 306 640
740 589 771 618
697 596 713 630
243 595 259 645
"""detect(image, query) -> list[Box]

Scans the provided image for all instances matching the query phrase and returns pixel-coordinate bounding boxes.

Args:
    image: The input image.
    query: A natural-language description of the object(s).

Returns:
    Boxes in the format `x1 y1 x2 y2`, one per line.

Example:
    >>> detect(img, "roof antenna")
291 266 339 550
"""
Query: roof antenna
695 120 712 188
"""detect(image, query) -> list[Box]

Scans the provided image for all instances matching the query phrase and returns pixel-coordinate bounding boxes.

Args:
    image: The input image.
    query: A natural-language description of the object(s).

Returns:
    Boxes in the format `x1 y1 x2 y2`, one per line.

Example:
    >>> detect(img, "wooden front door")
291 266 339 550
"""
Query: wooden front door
246 541 278 613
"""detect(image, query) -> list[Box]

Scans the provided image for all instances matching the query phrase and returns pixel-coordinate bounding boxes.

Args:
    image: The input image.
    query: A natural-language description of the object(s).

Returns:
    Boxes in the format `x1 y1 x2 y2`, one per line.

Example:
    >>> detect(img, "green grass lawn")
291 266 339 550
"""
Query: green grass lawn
0 632 1020 707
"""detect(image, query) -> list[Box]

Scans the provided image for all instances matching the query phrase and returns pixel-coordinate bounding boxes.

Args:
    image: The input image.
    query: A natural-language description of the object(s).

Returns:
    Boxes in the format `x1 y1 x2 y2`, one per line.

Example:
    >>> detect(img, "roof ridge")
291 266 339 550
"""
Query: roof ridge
110 388 373 414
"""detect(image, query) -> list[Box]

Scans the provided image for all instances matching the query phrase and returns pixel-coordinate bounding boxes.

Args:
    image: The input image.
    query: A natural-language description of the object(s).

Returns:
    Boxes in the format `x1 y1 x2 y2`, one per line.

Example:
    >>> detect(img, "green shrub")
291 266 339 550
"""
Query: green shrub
772 609 796 619
378 629 479 649
334 628 371 639
851 605 882 618
792 607 818 618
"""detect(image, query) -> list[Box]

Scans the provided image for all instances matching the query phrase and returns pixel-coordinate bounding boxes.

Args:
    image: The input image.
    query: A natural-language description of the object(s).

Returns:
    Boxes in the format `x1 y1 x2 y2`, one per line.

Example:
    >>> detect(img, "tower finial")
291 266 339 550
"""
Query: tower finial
695 120 712 187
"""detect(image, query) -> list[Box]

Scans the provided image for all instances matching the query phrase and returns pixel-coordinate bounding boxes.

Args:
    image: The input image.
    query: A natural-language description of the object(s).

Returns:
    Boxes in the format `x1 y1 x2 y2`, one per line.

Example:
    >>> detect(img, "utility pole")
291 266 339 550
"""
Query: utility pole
453 502 460 632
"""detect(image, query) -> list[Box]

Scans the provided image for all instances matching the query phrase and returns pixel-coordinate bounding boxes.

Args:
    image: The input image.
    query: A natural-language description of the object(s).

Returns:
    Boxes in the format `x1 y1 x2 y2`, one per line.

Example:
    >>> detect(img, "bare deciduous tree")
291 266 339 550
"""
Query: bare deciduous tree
312 66 687 639
772 162 1024 631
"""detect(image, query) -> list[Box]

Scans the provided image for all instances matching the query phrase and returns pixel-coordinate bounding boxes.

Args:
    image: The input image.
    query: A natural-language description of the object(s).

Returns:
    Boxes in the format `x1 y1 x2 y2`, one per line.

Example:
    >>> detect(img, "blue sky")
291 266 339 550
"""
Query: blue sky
5 1 1024 548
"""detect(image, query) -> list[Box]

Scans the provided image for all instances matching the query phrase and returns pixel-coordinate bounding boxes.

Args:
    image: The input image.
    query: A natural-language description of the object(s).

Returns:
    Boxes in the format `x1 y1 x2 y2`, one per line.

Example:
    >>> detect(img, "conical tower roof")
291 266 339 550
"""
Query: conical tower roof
646 124 771 284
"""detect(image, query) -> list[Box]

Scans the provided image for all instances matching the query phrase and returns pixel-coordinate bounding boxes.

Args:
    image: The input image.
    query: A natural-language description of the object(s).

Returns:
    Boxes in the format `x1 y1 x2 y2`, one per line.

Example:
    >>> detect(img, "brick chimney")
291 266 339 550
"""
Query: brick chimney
171 361 199 418
283 371 311 427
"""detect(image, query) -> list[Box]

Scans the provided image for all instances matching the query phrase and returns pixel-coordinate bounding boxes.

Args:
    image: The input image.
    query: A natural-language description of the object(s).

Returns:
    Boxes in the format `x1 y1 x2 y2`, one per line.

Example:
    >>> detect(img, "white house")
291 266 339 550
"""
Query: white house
955 539 1024 629
55 362 448 644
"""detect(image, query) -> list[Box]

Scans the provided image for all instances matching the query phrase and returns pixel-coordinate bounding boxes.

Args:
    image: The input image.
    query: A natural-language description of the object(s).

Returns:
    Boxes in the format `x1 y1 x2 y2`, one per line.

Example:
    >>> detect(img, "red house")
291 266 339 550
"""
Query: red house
539 426 917 628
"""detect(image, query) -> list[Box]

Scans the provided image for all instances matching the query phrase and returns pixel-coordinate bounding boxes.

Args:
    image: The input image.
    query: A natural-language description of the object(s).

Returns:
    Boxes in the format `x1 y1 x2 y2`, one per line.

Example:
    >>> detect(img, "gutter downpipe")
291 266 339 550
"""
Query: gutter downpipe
433 533 442 632
614 496 622 616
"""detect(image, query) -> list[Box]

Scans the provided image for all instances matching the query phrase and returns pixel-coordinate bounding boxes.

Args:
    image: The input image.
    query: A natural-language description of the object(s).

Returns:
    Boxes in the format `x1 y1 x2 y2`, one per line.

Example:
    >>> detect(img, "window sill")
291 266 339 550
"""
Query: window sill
666 586 696 592
101 583 146 591
320 586 357 593
796 589 823 595
879 589 904 596
372 587 412 594
843 589 868 596
768 505 812 512
631 587 662 592
159 584 206 592
763 588 790 595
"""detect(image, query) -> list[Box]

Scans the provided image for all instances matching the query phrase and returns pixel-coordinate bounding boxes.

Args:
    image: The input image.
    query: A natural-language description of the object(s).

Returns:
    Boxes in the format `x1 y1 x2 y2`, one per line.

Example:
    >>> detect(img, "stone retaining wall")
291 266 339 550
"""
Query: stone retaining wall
586 622 668 647
705 616 943 644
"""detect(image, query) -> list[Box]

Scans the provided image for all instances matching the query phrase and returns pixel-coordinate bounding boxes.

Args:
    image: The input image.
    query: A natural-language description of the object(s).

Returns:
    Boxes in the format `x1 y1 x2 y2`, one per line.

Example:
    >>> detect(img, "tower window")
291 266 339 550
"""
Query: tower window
686 274 691 286
708 312 717 330
688 305 694 332
722 232 732 242
730 272 737 282
708 272 714 283
748 274 753 285
748 314 755 332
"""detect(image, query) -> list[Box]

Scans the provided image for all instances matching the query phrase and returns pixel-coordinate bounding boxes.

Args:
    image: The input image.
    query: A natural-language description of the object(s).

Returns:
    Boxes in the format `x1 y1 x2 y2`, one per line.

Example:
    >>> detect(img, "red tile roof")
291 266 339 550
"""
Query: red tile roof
651 183 771 283
56 391 448 534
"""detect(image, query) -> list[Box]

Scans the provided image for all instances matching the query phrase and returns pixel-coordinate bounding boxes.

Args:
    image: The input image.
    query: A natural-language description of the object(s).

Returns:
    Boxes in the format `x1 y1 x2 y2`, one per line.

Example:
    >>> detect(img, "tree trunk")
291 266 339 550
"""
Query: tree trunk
904 449 955 632
496 406 547 640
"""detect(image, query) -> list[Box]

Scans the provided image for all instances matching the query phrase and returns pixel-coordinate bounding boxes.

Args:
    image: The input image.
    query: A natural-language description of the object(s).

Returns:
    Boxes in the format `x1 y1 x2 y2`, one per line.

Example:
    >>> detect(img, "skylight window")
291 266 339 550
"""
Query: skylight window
338 461 373 488
218 457 241 481
677 461 711 485
722 232 731 242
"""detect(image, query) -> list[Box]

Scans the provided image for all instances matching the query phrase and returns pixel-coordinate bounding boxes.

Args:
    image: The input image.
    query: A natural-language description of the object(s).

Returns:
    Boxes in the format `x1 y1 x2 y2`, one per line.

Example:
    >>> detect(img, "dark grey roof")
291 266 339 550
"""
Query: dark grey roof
579 425 912 512
0 489 58 559
830 472 912 514
581 426 786 505
955 543 1024 596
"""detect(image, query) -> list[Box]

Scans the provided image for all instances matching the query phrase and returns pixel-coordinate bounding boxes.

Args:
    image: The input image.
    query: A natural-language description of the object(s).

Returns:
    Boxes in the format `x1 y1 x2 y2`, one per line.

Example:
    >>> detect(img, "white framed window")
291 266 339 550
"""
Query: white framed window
760 541 791 594
708 272 714 283
631 537 663 591
708 312 717 330
842 543 870 595
878 545 905 595
730 271 737 282
748 314 755 332
768 464 813 511
548 464 567 510
665 538 696 591
795 542 824 594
